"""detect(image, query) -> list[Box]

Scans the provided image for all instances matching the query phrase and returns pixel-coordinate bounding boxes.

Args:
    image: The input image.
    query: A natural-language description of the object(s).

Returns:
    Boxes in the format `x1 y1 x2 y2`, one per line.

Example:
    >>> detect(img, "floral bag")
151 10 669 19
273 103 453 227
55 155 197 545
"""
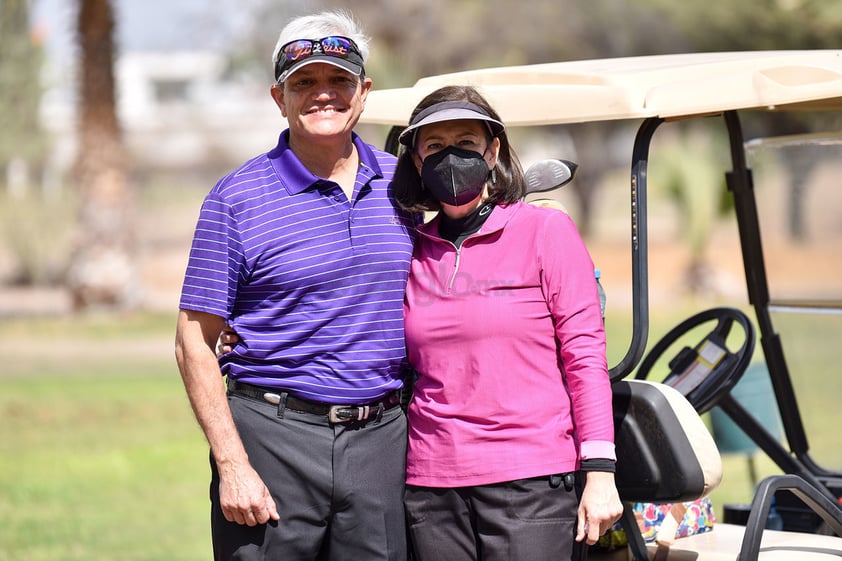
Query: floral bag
595 497 716 554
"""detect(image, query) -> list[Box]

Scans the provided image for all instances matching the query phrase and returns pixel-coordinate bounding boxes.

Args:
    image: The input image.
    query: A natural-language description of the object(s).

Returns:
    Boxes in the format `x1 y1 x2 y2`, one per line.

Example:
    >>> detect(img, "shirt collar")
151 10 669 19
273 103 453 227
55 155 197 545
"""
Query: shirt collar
419 201 523 241
268 130 384 195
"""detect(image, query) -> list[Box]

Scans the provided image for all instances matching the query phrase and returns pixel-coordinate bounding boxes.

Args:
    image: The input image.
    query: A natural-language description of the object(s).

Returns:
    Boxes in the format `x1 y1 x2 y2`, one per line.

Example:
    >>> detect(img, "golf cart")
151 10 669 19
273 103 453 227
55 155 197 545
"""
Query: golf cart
358 51 842 560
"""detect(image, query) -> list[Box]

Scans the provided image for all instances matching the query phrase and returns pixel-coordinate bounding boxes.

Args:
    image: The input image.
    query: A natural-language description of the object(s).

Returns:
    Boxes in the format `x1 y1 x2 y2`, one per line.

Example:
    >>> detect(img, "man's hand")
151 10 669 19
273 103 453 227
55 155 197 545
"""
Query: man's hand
175 310 276 527
575 471 624 545
217 458 280 526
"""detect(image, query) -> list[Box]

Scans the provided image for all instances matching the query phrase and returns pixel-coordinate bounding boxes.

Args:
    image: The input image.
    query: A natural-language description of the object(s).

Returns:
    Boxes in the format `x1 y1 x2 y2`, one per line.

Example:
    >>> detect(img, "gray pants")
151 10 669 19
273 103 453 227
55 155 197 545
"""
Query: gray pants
405 474 585 561
211 392 408 561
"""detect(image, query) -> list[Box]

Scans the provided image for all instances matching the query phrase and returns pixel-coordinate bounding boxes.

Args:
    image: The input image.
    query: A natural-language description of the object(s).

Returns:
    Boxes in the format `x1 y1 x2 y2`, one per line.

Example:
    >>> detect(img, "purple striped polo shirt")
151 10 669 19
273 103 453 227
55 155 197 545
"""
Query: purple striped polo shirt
179 130 417 404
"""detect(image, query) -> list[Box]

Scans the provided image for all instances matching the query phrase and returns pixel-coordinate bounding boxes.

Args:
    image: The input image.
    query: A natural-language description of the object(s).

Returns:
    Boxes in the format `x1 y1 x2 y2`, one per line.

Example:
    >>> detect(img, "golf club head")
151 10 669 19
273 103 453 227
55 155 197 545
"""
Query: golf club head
524 159 578 195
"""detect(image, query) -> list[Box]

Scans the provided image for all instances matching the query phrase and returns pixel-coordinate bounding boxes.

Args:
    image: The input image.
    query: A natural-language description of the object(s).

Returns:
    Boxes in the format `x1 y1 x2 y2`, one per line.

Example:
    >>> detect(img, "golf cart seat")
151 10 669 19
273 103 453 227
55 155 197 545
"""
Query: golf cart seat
612 380 722 503
602 380 842 561
605 379 721 561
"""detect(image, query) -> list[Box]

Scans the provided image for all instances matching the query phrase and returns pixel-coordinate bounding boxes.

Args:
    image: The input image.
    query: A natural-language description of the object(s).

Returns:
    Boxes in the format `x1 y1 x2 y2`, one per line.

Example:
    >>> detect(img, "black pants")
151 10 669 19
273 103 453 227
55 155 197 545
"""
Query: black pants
211 393 408 561
405 474 585 561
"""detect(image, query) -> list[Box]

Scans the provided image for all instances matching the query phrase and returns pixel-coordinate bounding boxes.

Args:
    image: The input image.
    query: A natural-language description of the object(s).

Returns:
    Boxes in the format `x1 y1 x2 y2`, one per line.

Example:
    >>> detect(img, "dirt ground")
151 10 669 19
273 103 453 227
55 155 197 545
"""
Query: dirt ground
0 221 747 318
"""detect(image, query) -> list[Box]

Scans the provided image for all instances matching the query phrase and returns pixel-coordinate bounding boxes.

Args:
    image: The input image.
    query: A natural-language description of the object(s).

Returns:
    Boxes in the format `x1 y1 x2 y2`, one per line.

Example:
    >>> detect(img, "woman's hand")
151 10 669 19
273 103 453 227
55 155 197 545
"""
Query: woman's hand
217 324 241 356
576 471 624 545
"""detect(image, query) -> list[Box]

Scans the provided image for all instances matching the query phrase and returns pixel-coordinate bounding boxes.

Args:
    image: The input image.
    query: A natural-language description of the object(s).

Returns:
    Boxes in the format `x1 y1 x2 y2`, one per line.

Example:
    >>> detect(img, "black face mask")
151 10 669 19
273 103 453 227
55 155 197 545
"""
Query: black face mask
420 146 491 206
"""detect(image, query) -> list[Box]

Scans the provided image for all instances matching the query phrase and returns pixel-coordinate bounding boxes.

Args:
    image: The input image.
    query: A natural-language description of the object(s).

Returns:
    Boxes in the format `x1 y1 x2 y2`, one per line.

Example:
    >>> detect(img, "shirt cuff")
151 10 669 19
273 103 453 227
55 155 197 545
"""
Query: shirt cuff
580 440 616 462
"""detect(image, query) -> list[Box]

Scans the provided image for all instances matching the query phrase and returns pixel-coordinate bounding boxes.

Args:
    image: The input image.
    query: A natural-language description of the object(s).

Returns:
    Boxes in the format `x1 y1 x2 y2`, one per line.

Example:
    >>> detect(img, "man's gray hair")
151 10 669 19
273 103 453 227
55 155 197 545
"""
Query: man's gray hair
272 10 371 67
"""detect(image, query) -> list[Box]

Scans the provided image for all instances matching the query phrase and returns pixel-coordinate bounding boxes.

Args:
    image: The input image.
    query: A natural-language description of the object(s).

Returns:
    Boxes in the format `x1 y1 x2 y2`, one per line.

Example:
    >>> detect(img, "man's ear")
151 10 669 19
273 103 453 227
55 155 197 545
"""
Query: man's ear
359 76 373 105
270 84 286 117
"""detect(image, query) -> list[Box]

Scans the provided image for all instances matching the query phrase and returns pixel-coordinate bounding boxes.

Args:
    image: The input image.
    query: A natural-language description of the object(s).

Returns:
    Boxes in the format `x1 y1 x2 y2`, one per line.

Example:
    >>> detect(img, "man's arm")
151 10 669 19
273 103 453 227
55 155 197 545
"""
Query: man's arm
174 309 280 526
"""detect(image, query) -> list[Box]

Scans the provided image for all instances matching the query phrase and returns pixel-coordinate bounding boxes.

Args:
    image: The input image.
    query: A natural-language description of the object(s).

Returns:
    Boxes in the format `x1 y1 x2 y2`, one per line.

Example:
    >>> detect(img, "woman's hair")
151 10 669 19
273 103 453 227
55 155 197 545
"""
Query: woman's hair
393 85 527 212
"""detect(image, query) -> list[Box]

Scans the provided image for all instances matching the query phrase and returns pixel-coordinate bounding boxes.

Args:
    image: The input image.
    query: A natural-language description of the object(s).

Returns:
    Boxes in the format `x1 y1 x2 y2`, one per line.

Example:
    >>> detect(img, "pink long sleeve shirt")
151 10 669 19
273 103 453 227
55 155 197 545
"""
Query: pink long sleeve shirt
404 201 615 487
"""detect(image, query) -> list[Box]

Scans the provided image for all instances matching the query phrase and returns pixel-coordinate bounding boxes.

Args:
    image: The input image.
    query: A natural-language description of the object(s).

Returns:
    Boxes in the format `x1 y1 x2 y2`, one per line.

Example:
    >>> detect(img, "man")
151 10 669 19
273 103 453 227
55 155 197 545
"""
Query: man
174 10 416 561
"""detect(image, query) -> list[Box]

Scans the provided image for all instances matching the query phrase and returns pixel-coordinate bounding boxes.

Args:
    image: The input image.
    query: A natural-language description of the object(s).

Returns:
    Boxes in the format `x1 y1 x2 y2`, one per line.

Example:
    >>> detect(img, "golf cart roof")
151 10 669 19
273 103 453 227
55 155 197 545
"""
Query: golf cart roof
360 50 842 127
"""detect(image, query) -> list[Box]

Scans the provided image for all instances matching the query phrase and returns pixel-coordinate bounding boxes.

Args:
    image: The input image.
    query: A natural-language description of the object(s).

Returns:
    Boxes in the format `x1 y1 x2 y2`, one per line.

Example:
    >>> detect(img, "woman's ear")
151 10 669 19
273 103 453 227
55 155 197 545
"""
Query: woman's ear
486 136 501 169
412 151 423 174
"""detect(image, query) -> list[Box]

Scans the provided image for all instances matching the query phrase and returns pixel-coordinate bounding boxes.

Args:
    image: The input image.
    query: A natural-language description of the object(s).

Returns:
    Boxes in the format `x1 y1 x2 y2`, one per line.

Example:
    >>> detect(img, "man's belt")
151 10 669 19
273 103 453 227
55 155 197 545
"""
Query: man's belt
227 379 401 423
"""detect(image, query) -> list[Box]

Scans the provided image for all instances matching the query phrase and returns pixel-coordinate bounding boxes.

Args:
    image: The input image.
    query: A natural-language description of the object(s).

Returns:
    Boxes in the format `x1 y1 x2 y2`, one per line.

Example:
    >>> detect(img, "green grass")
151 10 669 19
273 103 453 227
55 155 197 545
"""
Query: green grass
0 307 838 560
0 312 212 561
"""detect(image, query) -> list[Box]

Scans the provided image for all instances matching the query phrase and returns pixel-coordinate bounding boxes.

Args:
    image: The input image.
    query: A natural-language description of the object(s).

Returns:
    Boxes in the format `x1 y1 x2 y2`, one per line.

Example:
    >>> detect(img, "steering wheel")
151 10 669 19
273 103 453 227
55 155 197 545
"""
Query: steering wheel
634 307 756 414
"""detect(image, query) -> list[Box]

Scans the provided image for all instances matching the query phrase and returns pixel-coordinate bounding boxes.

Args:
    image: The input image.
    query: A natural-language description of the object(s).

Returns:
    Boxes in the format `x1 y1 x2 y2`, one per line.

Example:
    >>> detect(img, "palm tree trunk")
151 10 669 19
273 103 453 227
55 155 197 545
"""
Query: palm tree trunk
68 0 137 310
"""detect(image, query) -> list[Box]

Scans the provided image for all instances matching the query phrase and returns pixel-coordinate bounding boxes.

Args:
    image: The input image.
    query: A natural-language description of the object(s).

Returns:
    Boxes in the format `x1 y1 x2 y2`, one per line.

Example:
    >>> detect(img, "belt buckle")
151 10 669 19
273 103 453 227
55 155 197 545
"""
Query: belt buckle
263 392 282 405
328 405 370 424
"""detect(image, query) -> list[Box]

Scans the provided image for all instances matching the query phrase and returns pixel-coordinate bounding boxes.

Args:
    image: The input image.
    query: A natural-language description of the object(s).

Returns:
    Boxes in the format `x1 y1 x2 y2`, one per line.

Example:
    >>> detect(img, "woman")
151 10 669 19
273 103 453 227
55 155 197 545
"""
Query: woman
394 85 622 561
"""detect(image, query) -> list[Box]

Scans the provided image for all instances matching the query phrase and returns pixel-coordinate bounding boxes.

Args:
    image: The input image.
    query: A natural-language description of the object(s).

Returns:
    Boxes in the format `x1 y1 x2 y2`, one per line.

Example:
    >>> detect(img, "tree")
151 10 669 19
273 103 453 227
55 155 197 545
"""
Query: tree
0 0 47 190
67 0 138 310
